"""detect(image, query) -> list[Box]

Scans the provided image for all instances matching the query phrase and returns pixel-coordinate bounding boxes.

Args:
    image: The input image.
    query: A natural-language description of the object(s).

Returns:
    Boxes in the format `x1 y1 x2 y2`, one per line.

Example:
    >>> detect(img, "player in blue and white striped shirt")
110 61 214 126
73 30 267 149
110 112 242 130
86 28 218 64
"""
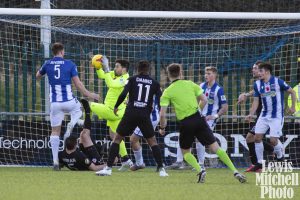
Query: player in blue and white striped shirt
36 42 99 170
246 63 296 169
196 66 228 168
170 66 228 170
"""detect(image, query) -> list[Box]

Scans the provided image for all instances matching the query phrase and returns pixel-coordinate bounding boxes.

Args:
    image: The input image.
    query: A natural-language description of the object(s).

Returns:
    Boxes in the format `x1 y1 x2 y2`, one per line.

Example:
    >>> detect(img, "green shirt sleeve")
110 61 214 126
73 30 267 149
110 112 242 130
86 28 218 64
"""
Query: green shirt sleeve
192 81 203 97
160 89 170 107
104 73 129 88
96 69 105 79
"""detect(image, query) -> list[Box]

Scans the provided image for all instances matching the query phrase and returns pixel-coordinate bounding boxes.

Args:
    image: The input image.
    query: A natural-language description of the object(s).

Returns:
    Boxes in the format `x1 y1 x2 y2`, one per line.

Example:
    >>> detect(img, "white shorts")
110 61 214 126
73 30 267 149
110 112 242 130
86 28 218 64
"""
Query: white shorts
50 98 82 127
255 117 284 138
133 119 159 137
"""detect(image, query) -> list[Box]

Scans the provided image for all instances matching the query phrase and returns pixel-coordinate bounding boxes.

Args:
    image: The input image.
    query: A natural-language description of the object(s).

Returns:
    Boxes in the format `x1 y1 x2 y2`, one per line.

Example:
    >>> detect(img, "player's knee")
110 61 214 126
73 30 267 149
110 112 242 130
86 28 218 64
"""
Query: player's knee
269 137 278 146
254 134 263 143
113 134 123 143
246 133 255 143
209 141 220 153
146 136 158 147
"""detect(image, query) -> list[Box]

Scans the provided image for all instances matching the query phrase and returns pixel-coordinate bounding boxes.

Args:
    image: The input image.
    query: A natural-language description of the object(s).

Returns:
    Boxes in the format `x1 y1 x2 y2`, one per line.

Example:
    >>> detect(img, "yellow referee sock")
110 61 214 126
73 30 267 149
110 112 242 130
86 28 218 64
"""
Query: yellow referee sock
184 152 201 173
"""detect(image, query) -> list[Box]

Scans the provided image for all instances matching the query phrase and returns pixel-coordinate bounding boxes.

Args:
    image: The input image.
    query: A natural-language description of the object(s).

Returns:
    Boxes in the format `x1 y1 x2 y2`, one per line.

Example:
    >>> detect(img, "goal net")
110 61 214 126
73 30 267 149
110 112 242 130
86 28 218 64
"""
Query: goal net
0 9 300 168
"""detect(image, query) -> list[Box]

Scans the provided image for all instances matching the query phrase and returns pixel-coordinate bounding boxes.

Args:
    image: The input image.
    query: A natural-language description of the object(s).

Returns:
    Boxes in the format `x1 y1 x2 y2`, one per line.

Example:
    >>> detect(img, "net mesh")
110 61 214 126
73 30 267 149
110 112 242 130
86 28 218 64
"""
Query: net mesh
0 14 300 168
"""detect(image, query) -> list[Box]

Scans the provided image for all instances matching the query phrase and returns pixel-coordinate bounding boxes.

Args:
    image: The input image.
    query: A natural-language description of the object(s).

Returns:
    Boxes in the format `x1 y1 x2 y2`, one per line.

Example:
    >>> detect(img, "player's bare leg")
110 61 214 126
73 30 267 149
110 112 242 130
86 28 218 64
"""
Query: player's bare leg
130 134 145 171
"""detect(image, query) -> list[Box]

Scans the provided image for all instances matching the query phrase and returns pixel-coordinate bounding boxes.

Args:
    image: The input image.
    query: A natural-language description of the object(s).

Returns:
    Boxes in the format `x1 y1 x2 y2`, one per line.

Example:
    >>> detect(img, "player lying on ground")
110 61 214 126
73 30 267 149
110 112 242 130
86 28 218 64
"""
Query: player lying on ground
59 99 105 171
169 66 228 170
246 63 296 171
36 42 99 170
96 60 168 177
129 96 160 171
238 61 274 172
159 63 246 183
89 56 133 171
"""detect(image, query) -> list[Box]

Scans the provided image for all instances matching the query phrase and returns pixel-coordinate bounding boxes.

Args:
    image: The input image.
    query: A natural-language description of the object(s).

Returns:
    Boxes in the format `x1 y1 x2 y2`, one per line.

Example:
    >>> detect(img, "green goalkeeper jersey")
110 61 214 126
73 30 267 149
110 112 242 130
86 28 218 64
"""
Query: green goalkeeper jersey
96 69 129 107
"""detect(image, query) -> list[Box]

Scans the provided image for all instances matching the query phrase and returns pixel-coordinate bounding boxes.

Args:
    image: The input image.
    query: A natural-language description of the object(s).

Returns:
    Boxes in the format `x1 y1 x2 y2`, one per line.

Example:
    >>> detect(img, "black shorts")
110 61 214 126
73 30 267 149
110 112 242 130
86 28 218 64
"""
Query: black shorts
179 111 216 149
117 108 155 139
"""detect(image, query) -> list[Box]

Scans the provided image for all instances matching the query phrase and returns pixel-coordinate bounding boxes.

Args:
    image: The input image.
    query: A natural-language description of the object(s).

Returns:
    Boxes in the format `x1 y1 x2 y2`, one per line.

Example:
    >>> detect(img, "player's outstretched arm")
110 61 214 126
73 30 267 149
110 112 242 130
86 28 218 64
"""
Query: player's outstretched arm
245 97 259 122
72 76 99 101
237 90 254 104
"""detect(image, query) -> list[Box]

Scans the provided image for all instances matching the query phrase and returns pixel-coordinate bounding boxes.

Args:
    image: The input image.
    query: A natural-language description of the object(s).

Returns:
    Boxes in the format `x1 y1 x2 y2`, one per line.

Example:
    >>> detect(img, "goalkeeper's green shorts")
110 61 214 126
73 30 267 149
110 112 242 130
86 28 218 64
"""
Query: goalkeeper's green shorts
90 102 126 133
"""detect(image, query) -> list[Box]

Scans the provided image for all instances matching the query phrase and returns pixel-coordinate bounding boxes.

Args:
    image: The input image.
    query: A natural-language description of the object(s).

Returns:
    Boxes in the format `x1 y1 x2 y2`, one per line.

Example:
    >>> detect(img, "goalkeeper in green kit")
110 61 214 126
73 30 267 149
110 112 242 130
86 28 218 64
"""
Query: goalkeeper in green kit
90 56 133 171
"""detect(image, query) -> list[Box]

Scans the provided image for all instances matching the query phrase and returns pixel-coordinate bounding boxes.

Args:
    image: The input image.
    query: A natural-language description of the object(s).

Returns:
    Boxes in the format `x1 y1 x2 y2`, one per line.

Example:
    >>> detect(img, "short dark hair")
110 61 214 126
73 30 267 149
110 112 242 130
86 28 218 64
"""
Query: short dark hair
258 62 273 73
167 63 181 78
137 60 151 75
255 60 263 66
65 135 77 150
51 42 64 56
115 59 130 71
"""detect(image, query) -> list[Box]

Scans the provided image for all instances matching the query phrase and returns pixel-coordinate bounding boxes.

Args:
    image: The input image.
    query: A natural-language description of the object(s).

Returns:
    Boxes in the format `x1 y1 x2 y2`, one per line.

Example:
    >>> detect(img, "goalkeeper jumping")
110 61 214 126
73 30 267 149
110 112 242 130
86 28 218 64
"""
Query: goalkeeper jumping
90 56 133 171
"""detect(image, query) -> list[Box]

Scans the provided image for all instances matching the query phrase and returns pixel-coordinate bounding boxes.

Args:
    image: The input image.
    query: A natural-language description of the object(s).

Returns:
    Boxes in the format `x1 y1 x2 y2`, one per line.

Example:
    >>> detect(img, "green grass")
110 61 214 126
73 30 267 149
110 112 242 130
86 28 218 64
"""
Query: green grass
0 167 299 200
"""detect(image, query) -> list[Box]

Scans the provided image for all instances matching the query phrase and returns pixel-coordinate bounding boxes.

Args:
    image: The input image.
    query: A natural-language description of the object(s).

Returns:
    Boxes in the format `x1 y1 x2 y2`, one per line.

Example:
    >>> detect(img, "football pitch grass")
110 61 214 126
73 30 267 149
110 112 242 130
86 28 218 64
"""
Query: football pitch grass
0 167 299 200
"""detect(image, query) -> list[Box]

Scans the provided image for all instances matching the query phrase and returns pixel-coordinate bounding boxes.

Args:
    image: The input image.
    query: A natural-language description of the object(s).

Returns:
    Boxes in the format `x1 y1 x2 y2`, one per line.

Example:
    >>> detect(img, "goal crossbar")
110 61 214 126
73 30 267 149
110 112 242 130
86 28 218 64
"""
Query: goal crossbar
1 8 300 19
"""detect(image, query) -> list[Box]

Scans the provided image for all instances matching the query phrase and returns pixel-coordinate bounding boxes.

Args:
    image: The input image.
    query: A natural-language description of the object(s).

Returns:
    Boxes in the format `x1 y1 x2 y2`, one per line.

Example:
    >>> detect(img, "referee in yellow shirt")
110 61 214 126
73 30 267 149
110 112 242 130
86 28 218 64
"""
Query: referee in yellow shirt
159 63 246 183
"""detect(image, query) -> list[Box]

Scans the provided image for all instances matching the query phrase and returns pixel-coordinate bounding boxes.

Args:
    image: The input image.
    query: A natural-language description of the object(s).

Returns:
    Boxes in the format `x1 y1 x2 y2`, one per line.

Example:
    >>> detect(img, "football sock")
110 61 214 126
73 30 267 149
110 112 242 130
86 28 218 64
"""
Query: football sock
83 113 91 130
119 140 128 157
107 142 120 167
263 141 274 153
274 140 283 159
247 142 258 165
184 152 201 173
196 142 205 164
151 145 163 168
216 148 237 172
133 147 144 166
255 142 264 164
50 135 60 165
176 145 184 162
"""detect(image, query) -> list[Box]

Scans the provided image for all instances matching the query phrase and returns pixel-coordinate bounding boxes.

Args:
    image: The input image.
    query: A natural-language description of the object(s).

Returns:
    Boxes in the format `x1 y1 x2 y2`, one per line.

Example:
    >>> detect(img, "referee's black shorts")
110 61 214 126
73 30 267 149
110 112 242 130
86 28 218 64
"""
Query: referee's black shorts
117 108 155 139
179 111 216 149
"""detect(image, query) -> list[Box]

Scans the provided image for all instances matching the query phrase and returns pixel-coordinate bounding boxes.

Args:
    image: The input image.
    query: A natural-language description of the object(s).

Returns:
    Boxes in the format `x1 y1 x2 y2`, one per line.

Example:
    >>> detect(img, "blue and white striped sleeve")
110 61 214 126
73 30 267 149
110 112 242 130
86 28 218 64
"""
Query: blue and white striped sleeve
253 82 260 97
278 78 290 91
217 87 227 104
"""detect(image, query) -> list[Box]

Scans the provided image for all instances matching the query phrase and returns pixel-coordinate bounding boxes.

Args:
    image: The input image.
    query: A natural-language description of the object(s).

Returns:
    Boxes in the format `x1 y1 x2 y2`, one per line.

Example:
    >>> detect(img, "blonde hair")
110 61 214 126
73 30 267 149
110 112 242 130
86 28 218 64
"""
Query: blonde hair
205 66 218 74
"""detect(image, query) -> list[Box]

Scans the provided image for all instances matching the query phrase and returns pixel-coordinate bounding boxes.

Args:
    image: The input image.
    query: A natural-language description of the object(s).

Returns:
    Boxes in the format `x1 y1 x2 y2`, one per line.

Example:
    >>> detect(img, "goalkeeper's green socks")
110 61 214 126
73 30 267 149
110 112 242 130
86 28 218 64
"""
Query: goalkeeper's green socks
184 152 201 173
216 148 237 172
119 140 128 157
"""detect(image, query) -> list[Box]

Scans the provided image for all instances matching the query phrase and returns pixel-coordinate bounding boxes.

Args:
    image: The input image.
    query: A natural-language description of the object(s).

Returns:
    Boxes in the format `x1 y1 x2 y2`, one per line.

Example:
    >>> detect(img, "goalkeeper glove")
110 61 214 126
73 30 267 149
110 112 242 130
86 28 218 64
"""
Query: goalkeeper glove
101 55 110 73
